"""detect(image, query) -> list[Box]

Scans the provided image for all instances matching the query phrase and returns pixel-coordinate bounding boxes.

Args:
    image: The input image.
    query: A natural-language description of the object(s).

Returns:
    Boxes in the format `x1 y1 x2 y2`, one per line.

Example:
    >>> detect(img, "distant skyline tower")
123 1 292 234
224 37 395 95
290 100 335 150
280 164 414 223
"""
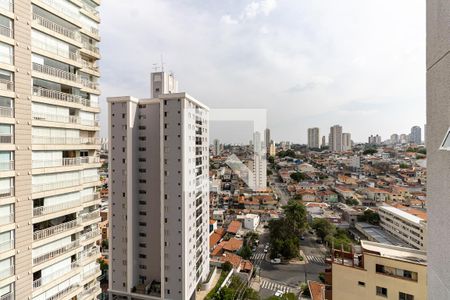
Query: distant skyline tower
321 136 326 148
329 125 343 152
265 128 271 152
213 138 221 156
342 133 352 151
390 133 399 145
410 126 422 144
307 127 320 149
251 131 267 190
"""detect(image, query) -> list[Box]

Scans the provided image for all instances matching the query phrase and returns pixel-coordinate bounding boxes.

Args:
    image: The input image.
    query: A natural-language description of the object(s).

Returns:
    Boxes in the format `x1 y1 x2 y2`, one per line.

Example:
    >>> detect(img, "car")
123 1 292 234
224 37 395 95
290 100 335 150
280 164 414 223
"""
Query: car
252 247 257 252
270 258 281 264
264 248 268 253
300 236 305 240
274 290 285 297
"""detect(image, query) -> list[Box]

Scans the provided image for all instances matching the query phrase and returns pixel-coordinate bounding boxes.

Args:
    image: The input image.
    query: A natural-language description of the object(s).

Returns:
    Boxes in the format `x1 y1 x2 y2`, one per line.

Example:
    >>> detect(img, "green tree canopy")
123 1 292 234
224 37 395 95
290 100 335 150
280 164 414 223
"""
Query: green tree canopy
312 218 336 242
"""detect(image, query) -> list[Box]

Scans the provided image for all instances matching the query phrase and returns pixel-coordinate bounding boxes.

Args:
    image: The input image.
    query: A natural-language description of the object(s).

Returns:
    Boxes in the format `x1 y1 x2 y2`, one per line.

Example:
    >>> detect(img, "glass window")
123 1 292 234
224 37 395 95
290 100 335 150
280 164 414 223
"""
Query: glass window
376 286 388 297
0 42 12 64
399 292 414 300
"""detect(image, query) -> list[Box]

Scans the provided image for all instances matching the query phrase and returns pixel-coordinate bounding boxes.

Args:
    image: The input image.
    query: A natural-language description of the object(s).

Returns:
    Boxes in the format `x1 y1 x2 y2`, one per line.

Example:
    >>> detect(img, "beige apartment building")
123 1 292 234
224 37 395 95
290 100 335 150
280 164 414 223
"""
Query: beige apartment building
330 241 427 300
0 0 103 299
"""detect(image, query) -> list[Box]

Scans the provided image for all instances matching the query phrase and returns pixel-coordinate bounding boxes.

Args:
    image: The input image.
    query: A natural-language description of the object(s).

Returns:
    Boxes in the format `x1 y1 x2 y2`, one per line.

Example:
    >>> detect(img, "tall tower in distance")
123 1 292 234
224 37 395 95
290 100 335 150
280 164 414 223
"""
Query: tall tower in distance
307 127 320 149
410 126 422 144
329 125 343 152
108 72 210 300
427 0 450 298
0 1 103 300
342 132 352 151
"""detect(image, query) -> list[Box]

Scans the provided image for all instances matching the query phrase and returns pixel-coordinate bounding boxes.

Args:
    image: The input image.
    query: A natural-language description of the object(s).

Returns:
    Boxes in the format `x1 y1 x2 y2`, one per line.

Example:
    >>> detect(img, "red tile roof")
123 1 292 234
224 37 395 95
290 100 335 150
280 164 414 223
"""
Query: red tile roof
222 238 243 252
308 280 326 300
227 220 242 234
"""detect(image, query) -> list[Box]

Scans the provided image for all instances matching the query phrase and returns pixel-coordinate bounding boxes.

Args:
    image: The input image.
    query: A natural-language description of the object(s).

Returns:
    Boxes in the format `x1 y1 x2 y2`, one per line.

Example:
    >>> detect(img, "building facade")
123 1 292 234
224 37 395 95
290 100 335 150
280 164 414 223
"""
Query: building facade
307 127 320 149
342 132 351 151
330 241 427 300
108 75 210 300
427 0 450 297
0 1 103 300
410 126 421 144
329 125 342 152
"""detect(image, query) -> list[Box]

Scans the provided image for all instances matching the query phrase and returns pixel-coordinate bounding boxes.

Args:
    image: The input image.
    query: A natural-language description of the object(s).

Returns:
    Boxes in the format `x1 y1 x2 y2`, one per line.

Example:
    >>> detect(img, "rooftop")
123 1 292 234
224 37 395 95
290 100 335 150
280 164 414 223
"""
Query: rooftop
361 240 427 265
380 205 425 224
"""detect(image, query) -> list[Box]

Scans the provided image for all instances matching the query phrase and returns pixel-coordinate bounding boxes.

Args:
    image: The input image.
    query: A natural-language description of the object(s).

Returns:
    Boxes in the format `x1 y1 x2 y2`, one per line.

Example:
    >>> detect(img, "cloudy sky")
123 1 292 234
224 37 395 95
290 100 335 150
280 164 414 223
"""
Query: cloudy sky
98 0 425 144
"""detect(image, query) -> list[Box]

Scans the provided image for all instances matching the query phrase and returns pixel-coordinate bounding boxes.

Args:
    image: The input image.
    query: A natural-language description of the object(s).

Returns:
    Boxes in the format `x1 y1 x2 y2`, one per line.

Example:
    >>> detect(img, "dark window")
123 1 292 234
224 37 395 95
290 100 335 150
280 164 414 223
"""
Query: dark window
376 287 388 297
399 292 414 300
358 281 365 287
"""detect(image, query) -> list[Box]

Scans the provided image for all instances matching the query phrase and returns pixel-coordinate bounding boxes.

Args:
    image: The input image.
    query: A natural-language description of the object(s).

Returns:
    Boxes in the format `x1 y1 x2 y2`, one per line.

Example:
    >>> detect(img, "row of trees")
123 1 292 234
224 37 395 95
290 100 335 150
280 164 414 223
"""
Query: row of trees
311 218 352 249
268 201 308 259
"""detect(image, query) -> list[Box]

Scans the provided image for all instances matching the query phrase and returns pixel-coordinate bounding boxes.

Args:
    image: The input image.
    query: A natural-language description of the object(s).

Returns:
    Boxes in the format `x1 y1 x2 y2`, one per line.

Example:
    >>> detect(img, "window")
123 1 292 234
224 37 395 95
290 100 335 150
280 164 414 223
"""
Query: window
376 286 388 297
399 292 414 300
358 281 365 287
139 254 146 259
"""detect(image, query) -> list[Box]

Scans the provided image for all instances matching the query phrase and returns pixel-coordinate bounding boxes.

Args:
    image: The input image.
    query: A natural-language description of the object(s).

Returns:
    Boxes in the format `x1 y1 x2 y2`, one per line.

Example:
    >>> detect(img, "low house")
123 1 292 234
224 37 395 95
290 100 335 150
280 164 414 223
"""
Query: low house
227 220 242 235
317 190 338 203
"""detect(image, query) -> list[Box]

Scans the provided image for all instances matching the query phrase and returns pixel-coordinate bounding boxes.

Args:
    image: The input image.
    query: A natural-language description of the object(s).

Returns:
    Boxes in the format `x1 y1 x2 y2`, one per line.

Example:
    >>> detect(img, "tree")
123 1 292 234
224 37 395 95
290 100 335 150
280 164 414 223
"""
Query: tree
399 163 409 169
358 210 380 225
345 198 359 206
290 172 307 182
222 261 233 273
267 169 273 176
238 245 252 259
312 218 336 242
283 200 308 236
418 148 427 155
363 148 377 155
268 156 275 164
243 288 260 300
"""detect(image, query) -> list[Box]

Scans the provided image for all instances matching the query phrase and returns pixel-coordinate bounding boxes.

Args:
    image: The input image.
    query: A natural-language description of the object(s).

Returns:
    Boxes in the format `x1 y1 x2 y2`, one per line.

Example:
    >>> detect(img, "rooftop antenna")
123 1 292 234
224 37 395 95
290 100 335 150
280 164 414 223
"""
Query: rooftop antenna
152 63 160 72
160 54 165 72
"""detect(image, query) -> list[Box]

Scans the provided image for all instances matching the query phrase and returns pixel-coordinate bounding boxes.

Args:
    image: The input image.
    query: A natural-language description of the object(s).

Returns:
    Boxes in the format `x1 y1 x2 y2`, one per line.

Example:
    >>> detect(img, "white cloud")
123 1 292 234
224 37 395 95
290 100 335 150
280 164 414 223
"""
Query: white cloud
220 14 238 25
221 0 279 24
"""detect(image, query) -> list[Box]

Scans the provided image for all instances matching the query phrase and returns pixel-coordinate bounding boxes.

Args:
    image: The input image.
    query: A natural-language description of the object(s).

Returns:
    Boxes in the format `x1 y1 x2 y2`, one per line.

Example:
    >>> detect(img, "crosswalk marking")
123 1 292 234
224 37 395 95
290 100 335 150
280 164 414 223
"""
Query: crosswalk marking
306 255 325 265
260 280 294 293
251 253 265 260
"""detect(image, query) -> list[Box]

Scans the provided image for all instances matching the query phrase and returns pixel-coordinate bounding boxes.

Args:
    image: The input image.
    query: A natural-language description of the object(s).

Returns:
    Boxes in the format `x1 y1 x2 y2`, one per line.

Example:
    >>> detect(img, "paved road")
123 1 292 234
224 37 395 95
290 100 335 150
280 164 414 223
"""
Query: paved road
269 172 290 206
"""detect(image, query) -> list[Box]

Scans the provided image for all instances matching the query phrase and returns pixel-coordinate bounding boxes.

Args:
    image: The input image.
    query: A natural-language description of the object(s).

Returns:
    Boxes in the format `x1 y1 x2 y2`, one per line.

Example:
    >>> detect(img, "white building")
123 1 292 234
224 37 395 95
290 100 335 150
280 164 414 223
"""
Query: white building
269 142 276 157
307 127 320 149
379 206 427 250
329 125 343 152
250 131 267 191
108 73 210 299
342 132 352 151
244 214 260 231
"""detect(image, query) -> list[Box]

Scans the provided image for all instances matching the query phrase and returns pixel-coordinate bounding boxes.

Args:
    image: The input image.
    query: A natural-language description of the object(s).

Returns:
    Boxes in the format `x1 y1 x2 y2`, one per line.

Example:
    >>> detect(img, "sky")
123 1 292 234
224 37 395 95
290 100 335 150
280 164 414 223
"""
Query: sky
98 0 425 144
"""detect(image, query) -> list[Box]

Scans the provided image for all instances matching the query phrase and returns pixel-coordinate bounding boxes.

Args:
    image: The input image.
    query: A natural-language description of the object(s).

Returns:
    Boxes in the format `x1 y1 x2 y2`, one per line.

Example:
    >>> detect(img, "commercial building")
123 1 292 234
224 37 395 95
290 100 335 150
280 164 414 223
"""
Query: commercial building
427 0 450 296
243 214 260 231
410 126 422 144
342 132 351 151
0 1 103 299
378 206 427 250
307 127 320 149
108 73 210 299
329 125 343 152
330 241 427 300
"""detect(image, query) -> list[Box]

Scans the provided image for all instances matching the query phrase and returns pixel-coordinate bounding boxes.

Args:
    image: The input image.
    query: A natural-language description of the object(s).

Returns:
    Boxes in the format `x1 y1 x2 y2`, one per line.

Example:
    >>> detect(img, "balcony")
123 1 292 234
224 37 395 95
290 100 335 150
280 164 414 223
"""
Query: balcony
32 111 99 127
79 246 100 263
0 212 13 225
0 0 13 12
32 136 101 145
82 42 99 54
33 200 81 217
46 282 79 300
33 219 79 241
0 25 12 38
82 193 100 203
32 178 79 193
80 284 101 299
0 239 13 253
33 261 78 290
0 292 13 300
81 2 99 17
82 263 100 281
80 211 100 223
33 86 98 108
32 13 80 42
0 79 13 92
33 240 79 265
0 160 13 171
0 187 13 198
33 39 80 62
32 156 100 169
41 0 79 20
83 175 99 184
81 79 99 90
80 229 100 242
81 60 99 73
0 107 12 118
0 264 13 279
32 62 79 83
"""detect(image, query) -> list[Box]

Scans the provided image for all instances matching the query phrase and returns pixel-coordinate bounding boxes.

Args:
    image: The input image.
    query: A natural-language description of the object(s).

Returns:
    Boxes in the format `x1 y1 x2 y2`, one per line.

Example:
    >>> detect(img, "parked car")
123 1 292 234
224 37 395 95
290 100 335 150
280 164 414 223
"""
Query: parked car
300 236 305 240
270 258 281 264
264 248 268 253
274 290 285 297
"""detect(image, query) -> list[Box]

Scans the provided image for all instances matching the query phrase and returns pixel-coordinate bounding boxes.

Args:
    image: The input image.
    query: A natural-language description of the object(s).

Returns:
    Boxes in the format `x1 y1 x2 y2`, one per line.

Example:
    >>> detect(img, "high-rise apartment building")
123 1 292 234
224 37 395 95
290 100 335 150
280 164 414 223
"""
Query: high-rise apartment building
249 131 266 191
368 134 382 145
427 0 450 297
264 128 270 153
390 133 399 145
321 136 326 148
307 127 320 149
329 125 343 152
213 138 220 156
342 132 351 151
108 74 210 300
410 126 422 144
0 1 103 300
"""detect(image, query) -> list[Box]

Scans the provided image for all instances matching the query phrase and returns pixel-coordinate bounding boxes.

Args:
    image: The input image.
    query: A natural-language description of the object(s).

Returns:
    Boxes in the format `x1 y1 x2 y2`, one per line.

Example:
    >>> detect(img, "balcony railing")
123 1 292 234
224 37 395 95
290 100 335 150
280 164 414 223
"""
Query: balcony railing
0 292 13 300
0 264 13 279
33 240 79 265
82 193 100 203
33 219 79 241
80 284 100 298
0 239 13 253
81 60 99 72
0 78 13 92
32 111 99 126
0 24 12 38
32 62 78 83
47 282 79 300
32 178 79 193
0 213 13 225
33 200 81 217
33 86 98 108
81 2 99 17
81 79 99 90
32 156 100 169
33 261 78 290
0 187 13 198
41 0 79 20
80 211 100 223
0 106 13 118
82 264 100 280
80 229 100 241
79 246 100 262
32 13 80 41
0 160 13 171
0 0 13 12
82 42 99 54
32 136 101 145
83 175 99 184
